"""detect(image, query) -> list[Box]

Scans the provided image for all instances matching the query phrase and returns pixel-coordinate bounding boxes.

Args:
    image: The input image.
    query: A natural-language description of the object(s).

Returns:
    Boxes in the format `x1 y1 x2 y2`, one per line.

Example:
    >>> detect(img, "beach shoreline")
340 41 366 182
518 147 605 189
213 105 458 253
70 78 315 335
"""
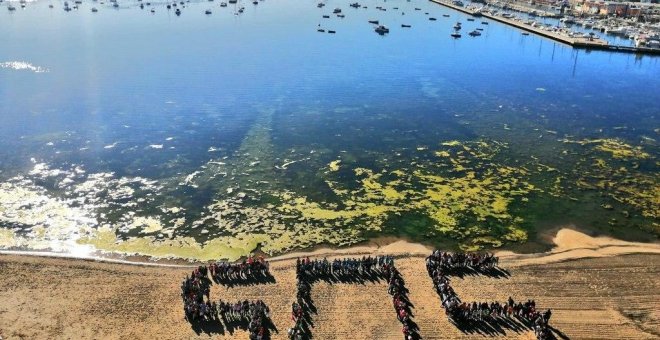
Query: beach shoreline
0 228 659 339
1 227 659 267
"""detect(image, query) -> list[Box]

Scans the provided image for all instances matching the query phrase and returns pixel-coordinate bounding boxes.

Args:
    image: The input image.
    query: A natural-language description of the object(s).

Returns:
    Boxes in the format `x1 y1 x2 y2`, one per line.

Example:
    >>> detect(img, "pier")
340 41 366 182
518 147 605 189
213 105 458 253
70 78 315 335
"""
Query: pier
429 0 660 55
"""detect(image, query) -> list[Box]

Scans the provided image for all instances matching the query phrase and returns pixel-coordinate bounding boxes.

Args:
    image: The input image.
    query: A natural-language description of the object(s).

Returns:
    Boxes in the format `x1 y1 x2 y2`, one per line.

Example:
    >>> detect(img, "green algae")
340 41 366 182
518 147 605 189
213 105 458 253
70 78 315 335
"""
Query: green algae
328 160 342 172
78 227 270 262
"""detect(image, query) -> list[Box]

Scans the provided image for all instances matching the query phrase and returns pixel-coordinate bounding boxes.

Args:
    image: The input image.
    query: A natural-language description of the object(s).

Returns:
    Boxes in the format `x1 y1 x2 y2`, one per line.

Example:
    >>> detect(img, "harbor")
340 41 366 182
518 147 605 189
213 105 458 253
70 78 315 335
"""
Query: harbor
429 0 660 54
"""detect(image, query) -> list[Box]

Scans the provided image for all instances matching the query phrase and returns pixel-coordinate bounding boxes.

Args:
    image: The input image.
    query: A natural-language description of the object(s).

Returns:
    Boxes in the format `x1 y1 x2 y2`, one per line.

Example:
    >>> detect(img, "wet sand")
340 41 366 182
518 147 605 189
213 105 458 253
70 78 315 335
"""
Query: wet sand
0 228 658 339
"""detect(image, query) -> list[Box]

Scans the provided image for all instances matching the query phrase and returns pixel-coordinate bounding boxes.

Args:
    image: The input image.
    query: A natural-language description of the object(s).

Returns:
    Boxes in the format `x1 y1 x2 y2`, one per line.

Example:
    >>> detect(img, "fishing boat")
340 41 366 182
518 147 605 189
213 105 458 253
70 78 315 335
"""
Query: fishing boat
205 9 212 14
429 17 437 21
401 24 411 28
467 18 474 21
368 20 378 24
451 32 461 38
453 23 461 30
333 7 341 13
350 2 360 8
468 29 481 36
91 7 98 12
322 15 329 18
8 5 16 10
328 30 336 34
317 28 325 32
220 2 227 6
175 8 181 15
337 14 345 18
317 3 324 7
443 14 449 17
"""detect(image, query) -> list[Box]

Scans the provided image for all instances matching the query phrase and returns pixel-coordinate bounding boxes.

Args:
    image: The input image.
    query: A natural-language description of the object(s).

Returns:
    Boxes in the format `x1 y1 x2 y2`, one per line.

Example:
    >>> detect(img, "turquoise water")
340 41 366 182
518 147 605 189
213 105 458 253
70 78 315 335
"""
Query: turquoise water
0 0 658 260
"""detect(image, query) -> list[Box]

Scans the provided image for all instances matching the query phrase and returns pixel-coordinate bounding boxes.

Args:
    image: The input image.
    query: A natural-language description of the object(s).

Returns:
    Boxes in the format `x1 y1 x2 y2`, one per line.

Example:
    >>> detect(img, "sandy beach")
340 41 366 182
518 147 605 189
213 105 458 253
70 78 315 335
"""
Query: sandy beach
0 228 659 340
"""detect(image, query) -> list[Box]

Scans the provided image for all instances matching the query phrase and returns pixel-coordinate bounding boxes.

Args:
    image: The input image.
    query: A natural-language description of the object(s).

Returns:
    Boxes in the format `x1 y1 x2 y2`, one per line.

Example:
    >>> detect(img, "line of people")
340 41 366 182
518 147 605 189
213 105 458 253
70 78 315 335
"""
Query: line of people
181 266 213 322
209 256 271 282
426 250 498 270
426 251 553 340
295 255 395 279
289 256 418 340
387 265 420 340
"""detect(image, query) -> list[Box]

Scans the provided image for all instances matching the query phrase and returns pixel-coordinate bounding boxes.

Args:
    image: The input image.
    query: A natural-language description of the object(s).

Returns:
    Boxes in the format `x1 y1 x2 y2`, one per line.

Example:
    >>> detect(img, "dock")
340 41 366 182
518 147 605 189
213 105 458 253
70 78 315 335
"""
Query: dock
429 0 660 55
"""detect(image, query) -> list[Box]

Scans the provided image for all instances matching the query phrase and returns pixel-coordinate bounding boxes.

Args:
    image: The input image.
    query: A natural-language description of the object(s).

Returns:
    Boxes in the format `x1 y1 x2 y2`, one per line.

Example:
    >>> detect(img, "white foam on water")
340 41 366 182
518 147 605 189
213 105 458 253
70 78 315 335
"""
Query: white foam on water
0 61 49 73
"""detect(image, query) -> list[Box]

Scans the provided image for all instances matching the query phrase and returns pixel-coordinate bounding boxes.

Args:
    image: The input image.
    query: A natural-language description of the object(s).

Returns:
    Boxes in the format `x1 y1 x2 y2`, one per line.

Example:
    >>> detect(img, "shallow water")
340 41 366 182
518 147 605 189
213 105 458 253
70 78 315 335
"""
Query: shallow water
0 0 658 260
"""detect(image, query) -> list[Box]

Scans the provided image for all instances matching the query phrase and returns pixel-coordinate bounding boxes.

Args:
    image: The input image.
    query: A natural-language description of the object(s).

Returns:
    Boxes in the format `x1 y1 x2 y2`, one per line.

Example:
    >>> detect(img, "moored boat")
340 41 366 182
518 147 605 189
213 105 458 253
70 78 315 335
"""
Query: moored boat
375 25 389 34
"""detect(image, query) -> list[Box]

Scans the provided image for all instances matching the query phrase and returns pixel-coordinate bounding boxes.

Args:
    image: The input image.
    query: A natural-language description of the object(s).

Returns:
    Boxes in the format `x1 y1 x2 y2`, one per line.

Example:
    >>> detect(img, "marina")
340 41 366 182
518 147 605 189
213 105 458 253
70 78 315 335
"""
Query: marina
429 0 660 54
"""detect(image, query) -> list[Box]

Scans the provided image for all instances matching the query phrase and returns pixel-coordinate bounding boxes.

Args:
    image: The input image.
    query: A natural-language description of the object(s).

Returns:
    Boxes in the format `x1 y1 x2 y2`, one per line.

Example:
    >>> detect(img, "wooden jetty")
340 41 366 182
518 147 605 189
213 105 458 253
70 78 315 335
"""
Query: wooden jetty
429 0 660 55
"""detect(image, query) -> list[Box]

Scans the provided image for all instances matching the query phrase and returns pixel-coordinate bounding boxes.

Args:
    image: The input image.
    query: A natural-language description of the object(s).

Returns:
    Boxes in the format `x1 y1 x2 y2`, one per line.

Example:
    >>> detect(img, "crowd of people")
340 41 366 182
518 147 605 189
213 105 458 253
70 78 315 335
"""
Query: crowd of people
426 251 553 340
179 252 556 339
209 256 271 282
217 299 272 339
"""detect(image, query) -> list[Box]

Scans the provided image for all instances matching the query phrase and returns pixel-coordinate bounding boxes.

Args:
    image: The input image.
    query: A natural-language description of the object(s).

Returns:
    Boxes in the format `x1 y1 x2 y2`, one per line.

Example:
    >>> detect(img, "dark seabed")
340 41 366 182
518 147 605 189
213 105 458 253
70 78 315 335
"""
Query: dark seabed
0 0 658 260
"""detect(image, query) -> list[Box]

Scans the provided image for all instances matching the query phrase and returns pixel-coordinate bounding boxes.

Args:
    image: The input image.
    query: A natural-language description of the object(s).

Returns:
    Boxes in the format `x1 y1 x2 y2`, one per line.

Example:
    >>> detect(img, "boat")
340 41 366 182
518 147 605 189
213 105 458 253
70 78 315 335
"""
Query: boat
414 7 420 10
333 7 341 13
452 0 464 6
401 24 411 28
453 24 461 30
429 17 436 21
468 29 481 36
442 14 449 17
328 30 336 34
220 2 227 6
475 28 483 31
368 20 378 24
91 7 98 12
322 15 329 18
375 25 389 34
451 32 461 38
8 5 16 10
481 21 488 25
522 32 529 35
205 9 212 14
228 0 237 3
350 2 360 8
175 8 181 15
337 14 345 18
252 0 257 4
467 18 474 21
49 4 54 8
317 3 324 7
317 28 325 32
